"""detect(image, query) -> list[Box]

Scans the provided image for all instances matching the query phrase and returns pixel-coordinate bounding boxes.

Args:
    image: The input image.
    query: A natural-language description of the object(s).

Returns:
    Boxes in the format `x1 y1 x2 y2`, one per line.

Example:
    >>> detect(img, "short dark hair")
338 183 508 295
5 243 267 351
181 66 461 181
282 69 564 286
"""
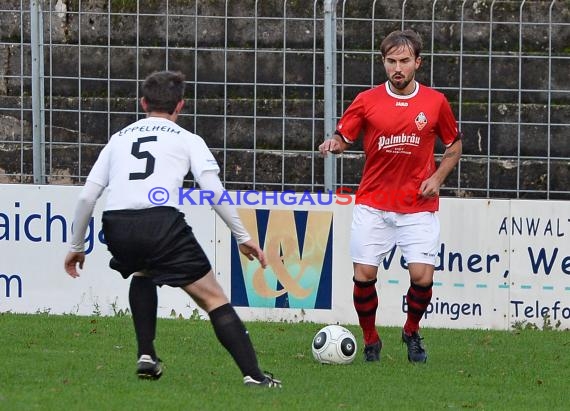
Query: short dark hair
380 30 423 59
141 71 186 114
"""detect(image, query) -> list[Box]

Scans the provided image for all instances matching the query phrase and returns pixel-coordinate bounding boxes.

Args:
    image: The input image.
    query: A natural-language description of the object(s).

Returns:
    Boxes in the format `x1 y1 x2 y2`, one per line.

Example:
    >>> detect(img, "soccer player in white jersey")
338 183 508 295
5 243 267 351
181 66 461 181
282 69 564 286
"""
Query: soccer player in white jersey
319 30 462 364
64 70 281 387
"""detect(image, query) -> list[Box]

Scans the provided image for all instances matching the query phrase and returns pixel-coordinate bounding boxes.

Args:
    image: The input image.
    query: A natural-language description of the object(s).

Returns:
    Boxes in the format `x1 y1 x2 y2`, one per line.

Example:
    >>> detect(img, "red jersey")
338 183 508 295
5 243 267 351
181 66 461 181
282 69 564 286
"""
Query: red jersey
336 81 459 213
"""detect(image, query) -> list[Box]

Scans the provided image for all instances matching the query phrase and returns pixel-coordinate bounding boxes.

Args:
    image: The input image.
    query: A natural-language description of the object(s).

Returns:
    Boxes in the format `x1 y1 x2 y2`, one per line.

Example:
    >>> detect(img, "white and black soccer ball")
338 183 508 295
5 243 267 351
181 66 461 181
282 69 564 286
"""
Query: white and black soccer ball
311 324 357 365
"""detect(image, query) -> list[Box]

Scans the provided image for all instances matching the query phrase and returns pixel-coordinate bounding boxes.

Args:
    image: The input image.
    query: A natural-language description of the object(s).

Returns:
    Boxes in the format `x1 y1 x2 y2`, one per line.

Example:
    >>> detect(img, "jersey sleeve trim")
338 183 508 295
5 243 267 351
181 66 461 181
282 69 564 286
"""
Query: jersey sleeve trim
334 130 354 145
445 131 463 148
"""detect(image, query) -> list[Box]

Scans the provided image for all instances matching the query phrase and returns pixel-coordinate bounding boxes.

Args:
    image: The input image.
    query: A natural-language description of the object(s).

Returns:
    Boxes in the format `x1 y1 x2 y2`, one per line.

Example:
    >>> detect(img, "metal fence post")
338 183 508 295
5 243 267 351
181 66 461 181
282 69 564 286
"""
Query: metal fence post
30 0 46 184
323 0 337 192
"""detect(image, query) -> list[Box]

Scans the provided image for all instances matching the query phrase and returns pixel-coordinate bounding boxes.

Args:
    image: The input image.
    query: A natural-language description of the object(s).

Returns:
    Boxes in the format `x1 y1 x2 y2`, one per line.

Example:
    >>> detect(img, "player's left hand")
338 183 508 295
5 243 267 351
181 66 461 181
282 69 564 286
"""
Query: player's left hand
64 251 85 278
419 178 440 198
239 240 267 268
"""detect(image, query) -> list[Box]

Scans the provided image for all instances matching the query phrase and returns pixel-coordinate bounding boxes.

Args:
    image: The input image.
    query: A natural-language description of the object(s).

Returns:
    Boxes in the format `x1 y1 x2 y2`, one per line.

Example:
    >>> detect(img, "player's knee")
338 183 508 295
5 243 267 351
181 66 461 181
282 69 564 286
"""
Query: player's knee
353 263 378 281
408 263 434 285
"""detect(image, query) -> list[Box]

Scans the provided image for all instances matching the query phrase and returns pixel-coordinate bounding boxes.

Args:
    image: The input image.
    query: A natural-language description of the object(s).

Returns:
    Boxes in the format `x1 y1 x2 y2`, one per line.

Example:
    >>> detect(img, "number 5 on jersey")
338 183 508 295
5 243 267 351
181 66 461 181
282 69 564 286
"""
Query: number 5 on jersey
129 136 157 180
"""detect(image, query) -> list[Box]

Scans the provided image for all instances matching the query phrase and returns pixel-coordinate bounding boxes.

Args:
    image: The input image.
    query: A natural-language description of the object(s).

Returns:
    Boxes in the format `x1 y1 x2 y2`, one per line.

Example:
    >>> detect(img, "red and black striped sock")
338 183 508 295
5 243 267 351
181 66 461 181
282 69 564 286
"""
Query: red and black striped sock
403 281 433 335
353 277 380 346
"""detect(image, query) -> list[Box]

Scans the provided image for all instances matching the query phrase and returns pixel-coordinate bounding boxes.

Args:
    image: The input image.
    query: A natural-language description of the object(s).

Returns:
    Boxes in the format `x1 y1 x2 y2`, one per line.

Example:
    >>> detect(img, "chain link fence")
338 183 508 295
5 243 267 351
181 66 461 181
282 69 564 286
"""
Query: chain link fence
1 0 569 198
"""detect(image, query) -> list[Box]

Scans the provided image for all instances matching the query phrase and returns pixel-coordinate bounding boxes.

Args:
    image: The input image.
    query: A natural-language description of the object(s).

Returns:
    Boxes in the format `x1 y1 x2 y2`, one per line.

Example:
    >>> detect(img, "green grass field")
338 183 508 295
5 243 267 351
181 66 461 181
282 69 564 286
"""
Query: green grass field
0 313 568 411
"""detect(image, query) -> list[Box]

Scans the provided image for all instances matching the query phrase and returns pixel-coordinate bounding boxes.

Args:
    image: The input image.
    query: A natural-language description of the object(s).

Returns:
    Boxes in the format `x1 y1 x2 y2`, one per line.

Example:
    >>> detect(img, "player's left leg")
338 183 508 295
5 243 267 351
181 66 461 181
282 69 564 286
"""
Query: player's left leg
402 264 433 363
405 263 434 335
398 211 439 363
182 271 281 387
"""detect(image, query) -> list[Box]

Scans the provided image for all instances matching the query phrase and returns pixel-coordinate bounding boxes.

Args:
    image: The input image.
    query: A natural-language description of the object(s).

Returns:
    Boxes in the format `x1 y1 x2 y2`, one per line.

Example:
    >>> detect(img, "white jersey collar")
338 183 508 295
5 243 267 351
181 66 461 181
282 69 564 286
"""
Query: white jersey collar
384 80 419 99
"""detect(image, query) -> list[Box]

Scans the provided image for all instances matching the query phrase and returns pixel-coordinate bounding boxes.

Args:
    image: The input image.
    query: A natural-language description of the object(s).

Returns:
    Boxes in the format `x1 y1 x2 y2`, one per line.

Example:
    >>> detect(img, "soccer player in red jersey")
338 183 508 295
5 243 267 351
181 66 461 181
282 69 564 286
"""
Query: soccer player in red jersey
319 30 462 363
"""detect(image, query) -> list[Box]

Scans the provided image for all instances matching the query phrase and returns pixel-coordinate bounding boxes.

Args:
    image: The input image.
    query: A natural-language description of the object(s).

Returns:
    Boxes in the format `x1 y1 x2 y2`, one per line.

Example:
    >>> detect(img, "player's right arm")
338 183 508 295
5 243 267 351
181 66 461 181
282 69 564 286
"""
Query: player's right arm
318 132 351 156
320 91 365 156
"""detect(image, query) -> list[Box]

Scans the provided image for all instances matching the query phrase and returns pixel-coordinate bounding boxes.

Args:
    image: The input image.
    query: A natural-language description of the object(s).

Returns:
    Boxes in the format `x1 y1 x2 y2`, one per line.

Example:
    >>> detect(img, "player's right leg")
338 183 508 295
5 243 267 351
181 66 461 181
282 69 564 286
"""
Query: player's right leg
182 272 281 388
350 205 396 362
353 264 381 361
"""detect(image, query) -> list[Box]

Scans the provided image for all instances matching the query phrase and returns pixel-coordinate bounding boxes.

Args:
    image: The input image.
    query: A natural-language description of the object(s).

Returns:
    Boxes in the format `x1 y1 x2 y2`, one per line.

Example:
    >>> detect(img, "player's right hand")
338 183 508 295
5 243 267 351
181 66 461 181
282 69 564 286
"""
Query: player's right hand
318 139 343 155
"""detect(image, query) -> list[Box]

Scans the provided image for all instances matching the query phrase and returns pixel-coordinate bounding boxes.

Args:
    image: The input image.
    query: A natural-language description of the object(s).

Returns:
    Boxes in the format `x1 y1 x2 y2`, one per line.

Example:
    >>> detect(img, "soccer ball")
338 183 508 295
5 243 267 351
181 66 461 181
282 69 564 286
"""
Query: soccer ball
311 324 357 365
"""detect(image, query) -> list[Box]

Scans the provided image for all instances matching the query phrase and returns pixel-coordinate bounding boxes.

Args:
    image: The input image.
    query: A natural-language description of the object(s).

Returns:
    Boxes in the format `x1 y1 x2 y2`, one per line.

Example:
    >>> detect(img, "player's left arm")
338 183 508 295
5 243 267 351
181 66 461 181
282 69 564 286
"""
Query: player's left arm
433 137 463 186
65 180 106 277
419 96 463 197
419 137 462 197
196 170 267 268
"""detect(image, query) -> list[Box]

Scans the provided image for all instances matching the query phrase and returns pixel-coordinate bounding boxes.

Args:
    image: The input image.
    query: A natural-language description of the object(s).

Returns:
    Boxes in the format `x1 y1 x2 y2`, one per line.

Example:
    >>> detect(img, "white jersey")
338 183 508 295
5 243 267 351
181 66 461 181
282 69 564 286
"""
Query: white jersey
87 117 220 211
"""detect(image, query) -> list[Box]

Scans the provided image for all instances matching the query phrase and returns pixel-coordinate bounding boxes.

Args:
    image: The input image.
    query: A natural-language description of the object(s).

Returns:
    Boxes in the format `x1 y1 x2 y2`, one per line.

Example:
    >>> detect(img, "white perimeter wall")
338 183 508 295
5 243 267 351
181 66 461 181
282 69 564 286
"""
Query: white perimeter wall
1 184 569 330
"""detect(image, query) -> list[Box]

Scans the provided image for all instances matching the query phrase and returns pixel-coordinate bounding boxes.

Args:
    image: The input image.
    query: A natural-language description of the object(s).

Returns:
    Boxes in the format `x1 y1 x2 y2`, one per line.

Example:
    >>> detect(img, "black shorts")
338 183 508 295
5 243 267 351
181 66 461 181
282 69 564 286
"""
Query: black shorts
101 206 212 287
